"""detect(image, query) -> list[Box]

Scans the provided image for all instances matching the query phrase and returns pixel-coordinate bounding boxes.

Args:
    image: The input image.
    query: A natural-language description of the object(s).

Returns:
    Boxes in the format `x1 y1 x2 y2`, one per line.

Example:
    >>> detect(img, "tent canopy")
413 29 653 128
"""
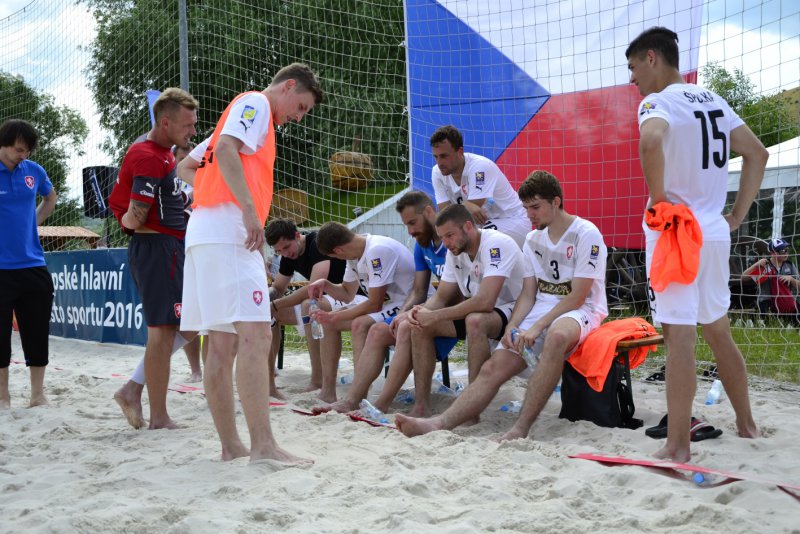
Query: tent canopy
728 136 799 192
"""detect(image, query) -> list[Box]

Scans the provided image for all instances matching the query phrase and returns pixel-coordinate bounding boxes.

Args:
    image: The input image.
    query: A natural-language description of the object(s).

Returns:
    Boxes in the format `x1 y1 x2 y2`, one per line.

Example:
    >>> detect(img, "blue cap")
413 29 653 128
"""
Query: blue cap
768 238 789 253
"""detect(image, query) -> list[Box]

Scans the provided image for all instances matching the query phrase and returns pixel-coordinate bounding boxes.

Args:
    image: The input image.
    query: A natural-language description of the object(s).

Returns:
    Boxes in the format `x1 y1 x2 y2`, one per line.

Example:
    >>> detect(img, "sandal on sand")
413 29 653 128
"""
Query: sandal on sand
645 415 723 442
645 365 666 383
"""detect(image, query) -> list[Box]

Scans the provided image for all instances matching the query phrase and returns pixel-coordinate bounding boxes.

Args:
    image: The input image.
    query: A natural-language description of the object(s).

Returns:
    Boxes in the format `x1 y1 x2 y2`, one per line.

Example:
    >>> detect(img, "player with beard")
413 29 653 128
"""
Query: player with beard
311 190 459 416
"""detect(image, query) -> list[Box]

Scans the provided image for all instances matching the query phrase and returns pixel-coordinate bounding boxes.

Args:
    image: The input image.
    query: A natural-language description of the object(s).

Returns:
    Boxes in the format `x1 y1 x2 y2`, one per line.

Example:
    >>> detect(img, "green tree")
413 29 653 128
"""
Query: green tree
701 63 798 149
0 71 88 227
83 0 408 223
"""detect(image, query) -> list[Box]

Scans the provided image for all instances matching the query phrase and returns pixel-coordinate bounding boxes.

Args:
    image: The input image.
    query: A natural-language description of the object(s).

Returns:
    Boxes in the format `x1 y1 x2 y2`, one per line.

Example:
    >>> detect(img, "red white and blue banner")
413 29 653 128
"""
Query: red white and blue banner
406 0 703 247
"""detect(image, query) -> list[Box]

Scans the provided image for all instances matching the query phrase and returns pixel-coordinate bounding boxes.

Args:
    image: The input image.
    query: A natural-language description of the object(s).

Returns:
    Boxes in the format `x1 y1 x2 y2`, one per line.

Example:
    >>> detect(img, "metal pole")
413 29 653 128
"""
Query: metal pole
179 0 189 91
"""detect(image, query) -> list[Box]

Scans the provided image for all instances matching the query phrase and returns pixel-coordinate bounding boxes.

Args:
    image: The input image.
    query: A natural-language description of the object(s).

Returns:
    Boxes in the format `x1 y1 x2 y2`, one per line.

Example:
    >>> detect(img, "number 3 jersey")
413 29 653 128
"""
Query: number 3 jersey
637 83 744 242
441 228 531 308
523 217 608 318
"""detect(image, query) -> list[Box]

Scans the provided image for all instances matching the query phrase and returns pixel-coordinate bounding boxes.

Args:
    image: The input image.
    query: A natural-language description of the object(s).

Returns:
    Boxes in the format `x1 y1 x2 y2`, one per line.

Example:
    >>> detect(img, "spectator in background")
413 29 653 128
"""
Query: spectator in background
742 238 800 321
0 119 57 409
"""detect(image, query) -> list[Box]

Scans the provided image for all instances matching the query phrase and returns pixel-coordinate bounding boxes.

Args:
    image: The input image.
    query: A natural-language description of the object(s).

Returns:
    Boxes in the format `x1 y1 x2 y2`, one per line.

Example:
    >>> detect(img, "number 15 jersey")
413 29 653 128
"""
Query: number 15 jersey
637 83 744 242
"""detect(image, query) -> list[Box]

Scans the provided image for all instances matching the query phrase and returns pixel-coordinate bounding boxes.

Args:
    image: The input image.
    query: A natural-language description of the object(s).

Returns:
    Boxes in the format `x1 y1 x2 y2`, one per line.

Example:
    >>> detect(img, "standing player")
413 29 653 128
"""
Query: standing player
108 88 199 430
430 125 529 247
0 119 57 409
308 222 415 405
266 218 351 395
396 171 608 439
178 63 322 463
626 27 765 461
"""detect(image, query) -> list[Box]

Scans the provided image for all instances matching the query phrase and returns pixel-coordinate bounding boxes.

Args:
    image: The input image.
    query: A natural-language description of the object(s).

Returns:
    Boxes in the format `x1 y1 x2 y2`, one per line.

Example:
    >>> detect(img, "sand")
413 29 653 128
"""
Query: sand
2 333 798 533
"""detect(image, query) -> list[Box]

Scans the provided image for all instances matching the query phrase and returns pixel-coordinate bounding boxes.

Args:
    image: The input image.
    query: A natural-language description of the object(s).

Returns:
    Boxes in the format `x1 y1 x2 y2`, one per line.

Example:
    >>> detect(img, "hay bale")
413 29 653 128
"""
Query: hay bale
330 151 373 191
270 188 309 224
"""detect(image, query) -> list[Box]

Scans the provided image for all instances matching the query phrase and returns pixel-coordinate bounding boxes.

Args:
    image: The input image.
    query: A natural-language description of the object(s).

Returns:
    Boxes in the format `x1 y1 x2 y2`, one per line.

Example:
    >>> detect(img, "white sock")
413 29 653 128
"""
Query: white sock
131 358 146 385
130 333 191 386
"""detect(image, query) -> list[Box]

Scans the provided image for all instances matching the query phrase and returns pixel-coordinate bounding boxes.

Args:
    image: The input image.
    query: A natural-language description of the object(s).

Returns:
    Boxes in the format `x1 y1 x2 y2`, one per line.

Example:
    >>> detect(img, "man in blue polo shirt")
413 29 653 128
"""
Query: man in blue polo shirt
0 119 57 409
312 190 459 415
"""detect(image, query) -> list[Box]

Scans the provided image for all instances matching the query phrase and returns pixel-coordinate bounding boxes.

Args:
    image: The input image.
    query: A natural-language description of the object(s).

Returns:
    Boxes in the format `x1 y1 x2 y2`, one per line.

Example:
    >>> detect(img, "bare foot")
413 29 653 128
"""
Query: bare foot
461 417 480 427
303 383 322 393
186 372 203 384
113 391 145 429
222 443 250 462
653 442 691 463
316 392 337 404
270 388 288 401
250 445 314 466
496 426 527 443
149 417 180 430
737 420 759 439
394 414 444 437
29 394 49 407
406 404 431 418
327 399 359 414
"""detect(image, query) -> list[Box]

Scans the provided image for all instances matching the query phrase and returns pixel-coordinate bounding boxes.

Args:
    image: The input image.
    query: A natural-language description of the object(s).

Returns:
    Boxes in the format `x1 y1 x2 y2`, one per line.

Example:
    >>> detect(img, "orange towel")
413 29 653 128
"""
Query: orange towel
645 202 703 292
567 317 659 392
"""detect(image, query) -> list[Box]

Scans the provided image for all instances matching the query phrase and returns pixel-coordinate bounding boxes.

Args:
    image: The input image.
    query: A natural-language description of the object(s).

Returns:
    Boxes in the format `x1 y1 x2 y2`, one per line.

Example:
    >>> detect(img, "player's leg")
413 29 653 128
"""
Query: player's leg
408 319 461 417
396 348 523 437
500 312 585 441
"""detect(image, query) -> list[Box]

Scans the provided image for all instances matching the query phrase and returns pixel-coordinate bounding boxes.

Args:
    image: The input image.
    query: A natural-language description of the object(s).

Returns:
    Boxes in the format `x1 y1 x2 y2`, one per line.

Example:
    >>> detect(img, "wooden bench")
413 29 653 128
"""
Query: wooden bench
615 334 665 389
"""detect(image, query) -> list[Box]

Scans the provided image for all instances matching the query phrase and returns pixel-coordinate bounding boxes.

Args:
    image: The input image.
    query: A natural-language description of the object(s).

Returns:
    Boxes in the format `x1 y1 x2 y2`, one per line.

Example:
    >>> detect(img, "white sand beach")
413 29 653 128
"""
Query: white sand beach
2 333 798 533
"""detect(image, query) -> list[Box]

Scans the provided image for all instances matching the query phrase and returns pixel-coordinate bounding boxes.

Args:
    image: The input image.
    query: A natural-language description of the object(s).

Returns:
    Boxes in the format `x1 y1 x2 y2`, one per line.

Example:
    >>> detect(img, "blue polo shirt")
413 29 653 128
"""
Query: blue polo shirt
0 158 53 269
414 239 447 280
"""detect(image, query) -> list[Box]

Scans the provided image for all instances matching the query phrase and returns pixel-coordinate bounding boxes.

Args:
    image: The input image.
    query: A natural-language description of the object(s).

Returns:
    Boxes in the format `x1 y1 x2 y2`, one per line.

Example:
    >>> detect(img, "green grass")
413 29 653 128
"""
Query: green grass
305 182 408 227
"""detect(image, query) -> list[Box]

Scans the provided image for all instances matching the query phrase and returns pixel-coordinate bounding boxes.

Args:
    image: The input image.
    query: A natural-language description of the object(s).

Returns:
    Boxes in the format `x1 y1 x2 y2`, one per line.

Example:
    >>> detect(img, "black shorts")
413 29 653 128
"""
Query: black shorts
128 233 185 327
0 266 54 368
491 306 510 341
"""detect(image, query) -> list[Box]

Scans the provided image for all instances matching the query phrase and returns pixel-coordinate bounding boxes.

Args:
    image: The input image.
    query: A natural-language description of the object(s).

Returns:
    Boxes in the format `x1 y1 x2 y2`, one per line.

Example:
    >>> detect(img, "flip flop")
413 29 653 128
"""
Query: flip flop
645 365 666 383
645 415 723 442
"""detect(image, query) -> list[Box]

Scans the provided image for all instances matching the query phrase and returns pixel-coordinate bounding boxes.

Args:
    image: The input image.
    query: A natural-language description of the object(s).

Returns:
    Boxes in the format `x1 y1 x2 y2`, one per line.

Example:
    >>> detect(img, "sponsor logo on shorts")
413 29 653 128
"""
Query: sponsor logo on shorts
590 245 599 260
174 303 182 318
566 246 574 259
25 176 35 189
253 291 263 305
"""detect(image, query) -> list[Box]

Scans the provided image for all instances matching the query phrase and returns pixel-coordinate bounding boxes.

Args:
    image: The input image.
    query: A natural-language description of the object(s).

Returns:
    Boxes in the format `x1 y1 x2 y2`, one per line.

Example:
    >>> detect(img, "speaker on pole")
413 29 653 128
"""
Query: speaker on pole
82 166 118 218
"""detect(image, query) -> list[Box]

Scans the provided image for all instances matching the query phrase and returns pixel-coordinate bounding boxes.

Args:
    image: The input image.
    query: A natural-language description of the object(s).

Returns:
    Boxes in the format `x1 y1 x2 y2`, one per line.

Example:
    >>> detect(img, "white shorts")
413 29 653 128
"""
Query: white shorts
499 303 601 360
366 299 404 323
646 240 730 326
484 217 530 248
181 243 271 333
322 293 368 312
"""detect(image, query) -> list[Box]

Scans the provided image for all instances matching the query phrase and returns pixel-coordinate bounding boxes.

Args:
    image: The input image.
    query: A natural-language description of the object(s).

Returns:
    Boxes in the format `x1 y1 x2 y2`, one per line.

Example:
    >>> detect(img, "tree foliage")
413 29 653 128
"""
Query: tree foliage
0 71 88 226
83 0 408 198
701 63 799 149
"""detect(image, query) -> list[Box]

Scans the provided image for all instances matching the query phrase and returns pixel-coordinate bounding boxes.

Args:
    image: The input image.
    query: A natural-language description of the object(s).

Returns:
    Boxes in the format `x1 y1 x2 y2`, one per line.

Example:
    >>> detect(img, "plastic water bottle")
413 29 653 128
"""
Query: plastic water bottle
338 374 353 385
268 254 281 284
432 378 459 396
395 389 415 404
510 328 538 369
484 197 497 218
692 472 717 486
308 299 324 340
359 399 389 424
500 400 522 413
705 379 724 405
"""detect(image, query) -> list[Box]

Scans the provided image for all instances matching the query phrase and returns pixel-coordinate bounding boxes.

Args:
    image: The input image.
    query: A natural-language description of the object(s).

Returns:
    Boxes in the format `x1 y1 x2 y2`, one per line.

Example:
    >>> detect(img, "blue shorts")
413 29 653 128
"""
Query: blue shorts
383 316 459 362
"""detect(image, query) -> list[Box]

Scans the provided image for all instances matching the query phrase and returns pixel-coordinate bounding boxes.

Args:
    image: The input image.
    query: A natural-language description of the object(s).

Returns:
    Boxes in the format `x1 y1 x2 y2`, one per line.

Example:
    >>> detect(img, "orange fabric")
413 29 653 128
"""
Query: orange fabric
645 202 703 292
567 317 659 392
193 91 275 225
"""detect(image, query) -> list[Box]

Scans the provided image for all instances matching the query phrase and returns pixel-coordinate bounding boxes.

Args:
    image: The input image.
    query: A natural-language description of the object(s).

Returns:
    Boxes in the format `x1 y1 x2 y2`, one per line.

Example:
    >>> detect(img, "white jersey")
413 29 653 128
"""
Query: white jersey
432 152 529 246
523 217 608 319
185 92 274 247
342 234 415 309
440 229 532 308
638 83 744 242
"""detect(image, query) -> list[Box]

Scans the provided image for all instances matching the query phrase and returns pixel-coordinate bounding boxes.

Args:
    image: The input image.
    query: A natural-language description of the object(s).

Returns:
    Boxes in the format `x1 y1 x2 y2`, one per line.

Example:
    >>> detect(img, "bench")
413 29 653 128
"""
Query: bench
615 334 665 392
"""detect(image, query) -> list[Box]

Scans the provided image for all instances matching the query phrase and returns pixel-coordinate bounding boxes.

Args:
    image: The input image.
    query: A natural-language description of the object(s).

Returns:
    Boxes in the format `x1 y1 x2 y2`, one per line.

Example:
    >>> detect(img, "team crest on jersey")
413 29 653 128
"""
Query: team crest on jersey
566 246 574 259
174 303 182 318
25 176 34 189
253 290 263 306
590 245 600 260
461 182 468 196
473 262 481 278
371 258 383 274
489 247 501 268
241 105 257 123
639 102 656 115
